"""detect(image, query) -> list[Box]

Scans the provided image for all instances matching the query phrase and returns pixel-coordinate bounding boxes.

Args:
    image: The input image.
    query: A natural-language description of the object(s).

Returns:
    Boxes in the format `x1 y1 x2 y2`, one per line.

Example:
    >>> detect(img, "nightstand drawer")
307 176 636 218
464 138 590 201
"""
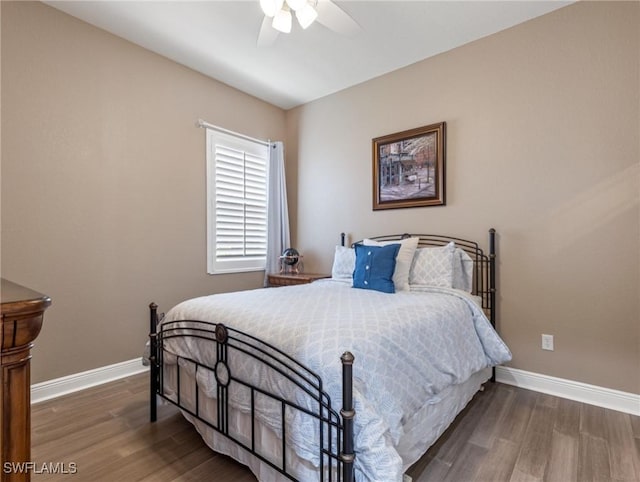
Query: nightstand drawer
267 273 330 287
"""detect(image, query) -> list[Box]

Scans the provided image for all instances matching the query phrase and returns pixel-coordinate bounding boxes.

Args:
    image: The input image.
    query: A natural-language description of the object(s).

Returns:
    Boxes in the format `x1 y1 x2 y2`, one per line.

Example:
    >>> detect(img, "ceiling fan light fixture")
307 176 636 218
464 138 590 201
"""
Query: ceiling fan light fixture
285 0 307 11
260 0 284 17
295 3 317 29
272 8 292 33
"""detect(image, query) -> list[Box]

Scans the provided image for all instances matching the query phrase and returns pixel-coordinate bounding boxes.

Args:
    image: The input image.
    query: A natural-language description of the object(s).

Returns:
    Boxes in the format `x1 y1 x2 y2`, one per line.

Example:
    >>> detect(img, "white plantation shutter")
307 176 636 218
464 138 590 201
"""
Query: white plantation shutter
207 129 269 274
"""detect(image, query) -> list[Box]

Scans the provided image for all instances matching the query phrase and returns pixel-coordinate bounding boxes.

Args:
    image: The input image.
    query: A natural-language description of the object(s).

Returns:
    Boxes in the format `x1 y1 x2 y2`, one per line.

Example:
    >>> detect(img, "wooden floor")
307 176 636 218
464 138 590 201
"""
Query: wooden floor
31 373 640 481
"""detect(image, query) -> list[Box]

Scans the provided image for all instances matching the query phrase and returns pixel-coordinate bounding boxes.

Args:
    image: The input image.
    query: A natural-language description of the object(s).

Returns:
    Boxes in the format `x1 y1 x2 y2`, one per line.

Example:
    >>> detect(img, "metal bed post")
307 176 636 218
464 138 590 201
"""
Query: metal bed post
340 351 355 482
488 229 497 383
149 302 159 422
488 229 496 329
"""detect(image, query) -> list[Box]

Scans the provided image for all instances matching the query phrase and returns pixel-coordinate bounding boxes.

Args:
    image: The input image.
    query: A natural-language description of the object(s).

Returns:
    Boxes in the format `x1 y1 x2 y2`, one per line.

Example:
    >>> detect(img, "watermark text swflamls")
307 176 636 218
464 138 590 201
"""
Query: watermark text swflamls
3 462 78 475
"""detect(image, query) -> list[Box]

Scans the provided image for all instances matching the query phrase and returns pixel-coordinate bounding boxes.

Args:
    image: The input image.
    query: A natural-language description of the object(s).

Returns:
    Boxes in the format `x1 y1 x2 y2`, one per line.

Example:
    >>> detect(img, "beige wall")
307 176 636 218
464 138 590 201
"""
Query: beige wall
288 1 640 393
2 1 639 394
1 1 286 383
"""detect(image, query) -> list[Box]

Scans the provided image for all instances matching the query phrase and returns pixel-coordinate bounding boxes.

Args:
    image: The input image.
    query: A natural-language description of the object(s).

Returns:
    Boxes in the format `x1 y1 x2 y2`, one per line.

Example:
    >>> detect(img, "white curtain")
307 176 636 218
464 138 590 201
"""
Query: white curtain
264 141 291 286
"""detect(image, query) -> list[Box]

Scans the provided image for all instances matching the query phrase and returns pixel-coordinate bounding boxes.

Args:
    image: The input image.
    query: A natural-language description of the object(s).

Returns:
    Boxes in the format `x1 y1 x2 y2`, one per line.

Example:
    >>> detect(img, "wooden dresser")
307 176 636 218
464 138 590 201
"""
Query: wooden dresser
1 279 51 482
267 273 330 287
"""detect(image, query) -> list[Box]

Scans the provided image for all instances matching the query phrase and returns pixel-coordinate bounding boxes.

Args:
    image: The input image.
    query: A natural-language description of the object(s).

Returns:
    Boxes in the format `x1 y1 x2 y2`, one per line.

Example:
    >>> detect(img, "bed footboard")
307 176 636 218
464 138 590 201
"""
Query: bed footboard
148 302 355 482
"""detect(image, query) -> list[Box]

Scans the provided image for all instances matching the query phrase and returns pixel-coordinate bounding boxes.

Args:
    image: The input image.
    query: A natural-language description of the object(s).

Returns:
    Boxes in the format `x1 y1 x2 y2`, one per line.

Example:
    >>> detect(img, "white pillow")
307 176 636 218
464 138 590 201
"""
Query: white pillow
452 248 474 292
363 237 419 291
409 242 455 288
331 245 355 281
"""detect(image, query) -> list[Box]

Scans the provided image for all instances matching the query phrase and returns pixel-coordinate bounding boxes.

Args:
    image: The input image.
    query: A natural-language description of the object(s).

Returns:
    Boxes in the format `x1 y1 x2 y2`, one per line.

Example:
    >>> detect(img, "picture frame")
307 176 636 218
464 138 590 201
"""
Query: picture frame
372 122 446 210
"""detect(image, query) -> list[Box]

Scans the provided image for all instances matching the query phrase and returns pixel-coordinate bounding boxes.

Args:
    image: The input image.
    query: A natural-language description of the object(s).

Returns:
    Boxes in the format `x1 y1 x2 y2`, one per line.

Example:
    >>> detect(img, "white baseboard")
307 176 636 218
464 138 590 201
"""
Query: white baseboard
496 366 640 416
31 358 149 404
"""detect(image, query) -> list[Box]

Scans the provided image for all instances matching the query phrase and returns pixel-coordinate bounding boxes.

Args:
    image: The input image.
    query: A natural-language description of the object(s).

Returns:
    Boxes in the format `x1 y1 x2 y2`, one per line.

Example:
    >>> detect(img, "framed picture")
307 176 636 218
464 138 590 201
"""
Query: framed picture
372 122 446 210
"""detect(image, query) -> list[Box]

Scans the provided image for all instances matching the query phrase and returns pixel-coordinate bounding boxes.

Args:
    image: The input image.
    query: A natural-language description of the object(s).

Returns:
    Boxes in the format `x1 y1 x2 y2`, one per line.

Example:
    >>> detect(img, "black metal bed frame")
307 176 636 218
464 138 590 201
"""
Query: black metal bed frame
148 229 496 482
349 229 497 327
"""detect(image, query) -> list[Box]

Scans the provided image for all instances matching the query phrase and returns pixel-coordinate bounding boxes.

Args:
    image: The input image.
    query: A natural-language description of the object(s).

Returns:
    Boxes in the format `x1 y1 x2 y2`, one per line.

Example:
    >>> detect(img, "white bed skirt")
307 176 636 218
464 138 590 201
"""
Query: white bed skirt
159 362 491 482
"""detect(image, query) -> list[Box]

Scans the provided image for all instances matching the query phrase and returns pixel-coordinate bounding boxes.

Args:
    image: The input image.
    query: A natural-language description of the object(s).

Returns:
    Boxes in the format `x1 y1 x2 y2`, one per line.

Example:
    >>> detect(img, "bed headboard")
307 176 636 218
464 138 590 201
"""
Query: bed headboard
343 230 497 327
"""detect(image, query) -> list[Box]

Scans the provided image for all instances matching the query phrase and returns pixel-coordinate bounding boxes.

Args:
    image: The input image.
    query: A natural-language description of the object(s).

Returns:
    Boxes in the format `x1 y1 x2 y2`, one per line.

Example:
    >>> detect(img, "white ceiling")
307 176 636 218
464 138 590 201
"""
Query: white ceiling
45 1 572 110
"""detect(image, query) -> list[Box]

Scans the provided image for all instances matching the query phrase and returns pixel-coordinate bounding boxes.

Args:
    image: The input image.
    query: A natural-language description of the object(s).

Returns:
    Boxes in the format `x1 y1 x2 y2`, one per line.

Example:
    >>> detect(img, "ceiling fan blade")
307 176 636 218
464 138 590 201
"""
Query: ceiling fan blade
257 15 280 47
315 0 361 37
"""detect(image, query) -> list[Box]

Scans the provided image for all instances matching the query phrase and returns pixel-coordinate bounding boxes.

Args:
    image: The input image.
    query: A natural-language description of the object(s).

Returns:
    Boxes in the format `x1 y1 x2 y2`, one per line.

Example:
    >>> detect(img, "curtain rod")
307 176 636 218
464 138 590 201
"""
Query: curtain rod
196 119 271 147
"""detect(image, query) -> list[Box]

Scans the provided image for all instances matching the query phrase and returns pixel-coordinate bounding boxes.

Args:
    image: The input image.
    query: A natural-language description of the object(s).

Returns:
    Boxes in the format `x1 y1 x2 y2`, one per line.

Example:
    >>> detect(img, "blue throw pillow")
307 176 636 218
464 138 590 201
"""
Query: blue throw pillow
352 243 401 293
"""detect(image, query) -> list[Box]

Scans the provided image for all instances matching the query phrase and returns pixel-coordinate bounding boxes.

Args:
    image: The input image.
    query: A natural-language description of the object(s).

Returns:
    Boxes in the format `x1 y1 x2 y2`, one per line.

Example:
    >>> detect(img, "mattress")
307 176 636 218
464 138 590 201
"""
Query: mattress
158 280 511 481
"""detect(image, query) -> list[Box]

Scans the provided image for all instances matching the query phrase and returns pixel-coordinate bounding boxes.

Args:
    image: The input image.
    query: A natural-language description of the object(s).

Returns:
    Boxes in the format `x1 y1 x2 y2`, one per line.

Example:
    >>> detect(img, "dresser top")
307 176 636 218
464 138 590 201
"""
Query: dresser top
1 278 51 312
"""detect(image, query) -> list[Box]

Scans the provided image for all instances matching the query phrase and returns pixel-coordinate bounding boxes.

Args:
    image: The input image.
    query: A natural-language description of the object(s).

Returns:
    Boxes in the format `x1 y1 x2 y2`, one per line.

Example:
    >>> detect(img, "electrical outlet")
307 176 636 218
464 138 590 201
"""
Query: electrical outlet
541 334 554 351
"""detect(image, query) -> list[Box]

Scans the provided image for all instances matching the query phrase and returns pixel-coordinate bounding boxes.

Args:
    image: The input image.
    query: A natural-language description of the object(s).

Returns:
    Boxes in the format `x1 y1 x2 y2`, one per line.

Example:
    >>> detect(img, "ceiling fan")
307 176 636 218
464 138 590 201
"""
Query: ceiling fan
257 0 361 47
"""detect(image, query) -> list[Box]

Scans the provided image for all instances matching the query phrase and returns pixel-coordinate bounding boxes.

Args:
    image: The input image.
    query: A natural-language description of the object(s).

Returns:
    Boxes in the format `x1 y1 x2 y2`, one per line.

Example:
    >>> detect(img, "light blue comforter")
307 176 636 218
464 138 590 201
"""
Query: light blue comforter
162 279 511 482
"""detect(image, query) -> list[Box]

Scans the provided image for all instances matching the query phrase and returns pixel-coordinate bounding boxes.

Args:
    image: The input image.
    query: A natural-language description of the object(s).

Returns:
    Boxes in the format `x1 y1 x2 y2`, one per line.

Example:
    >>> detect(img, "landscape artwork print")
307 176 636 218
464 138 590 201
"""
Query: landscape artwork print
372 122 446 210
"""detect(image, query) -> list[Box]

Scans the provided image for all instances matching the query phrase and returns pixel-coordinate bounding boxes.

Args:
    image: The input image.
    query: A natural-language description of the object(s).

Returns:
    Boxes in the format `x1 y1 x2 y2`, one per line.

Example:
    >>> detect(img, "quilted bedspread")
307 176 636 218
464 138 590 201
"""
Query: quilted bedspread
161 280 511 482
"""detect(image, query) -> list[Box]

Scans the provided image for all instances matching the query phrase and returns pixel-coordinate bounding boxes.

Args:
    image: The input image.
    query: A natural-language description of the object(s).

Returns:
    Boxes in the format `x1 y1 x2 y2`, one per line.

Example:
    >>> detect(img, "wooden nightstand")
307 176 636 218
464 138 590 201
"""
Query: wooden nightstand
267 273 330 287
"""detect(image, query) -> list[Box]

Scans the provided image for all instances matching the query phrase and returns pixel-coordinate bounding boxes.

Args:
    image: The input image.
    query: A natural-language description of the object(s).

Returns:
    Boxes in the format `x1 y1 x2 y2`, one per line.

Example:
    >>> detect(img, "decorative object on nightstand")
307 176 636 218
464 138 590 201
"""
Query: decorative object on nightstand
267 272 330 287
279 247 303 274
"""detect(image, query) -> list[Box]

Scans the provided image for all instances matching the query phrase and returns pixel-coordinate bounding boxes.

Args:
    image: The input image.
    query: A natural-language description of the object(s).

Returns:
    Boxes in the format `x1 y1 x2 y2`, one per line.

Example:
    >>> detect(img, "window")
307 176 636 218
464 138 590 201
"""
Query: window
206 128 269 274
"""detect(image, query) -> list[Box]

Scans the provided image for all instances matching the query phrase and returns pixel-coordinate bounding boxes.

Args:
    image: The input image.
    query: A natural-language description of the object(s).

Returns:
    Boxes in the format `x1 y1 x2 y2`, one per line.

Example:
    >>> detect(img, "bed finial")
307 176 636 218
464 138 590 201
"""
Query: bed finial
489 228 496 259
